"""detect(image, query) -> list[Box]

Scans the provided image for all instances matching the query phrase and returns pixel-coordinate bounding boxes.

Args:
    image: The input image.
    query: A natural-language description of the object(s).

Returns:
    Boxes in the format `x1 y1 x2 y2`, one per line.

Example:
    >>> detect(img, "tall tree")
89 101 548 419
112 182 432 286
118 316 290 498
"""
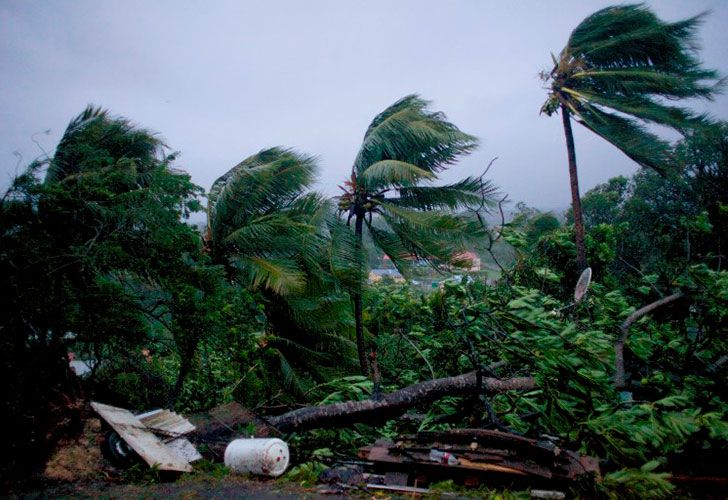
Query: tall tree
337 95 494 386
541 4 723 271
1 106 205 473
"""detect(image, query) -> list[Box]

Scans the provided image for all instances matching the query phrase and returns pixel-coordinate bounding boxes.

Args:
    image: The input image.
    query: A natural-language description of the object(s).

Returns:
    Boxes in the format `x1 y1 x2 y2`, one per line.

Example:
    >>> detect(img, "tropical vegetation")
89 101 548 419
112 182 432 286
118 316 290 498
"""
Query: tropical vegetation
1 3 726 498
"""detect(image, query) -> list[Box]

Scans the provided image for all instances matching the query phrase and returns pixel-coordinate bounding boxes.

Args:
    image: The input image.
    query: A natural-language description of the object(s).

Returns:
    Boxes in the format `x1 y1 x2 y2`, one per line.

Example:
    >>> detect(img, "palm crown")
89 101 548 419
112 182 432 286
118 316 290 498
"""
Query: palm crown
541 4 723 172
206 147 326 295
541 4 723 272
339 94 493 273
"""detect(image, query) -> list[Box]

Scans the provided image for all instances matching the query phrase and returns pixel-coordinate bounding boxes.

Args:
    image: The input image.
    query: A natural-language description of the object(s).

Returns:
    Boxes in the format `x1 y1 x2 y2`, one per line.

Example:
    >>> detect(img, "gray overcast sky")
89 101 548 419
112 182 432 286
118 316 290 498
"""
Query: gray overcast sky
2 0 727 212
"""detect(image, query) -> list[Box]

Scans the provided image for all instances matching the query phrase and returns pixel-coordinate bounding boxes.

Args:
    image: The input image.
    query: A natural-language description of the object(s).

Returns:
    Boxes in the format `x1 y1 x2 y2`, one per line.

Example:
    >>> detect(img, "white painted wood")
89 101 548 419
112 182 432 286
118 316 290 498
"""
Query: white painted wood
138 409 196 435
166 438 203 463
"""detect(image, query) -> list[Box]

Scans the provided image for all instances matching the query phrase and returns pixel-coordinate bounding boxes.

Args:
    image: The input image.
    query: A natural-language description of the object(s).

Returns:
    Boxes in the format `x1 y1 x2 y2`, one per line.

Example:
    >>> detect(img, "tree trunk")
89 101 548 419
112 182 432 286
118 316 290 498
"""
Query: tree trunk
171 336 200 407
353 211 369 376
267 371 535 433
561 105 587 272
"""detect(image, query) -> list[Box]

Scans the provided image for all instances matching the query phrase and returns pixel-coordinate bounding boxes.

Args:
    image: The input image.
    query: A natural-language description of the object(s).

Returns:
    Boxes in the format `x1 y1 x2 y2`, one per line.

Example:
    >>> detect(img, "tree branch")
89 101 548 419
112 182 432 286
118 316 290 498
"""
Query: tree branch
614 292 684 389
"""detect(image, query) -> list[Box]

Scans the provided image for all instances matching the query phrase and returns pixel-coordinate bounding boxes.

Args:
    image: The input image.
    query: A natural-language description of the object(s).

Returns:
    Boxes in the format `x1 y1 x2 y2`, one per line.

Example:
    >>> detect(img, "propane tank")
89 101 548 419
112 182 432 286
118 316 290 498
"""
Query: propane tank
224 438 290 477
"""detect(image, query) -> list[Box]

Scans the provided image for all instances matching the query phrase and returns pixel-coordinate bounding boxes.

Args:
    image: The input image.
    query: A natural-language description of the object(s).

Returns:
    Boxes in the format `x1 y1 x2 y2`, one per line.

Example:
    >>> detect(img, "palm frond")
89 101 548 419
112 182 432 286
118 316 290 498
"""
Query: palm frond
353 94 478 176
394 176 498 210
233 255 306 295
366 224 419 276
571 68 720 99
377 201 481 232
577 101 672 172
359 160 435 190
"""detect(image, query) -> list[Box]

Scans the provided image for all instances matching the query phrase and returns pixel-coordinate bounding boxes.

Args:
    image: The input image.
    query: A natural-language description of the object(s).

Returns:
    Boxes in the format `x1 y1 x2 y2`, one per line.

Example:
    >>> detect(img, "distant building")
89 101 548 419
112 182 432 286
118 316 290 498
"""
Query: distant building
368 268 405 283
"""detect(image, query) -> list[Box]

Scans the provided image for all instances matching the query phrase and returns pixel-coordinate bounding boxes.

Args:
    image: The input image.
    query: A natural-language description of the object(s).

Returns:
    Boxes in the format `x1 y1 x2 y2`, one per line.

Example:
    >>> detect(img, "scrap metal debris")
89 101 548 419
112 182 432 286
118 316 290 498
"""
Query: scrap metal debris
91 402 201 472
358 429 600 490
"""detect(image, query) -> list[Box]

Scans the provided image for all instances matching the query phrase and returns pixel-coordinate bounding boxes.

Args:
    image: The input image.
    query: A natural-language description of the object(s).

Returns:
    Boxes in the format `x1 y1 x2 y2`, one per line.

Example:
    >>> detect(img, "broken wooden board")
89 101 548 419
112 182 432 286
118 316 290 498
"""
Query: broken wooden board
138 409 196 436
138 408 201 463
91 402 193 472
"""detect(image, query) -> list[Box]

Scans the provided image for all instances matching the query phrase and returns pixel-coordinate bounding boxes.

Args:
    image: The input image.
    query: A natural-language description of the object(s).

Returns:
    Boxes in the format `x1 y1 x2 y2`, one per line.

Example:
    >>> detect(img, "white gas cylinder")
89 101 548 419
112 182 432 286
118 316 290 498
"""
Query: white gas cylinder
224 438 290 477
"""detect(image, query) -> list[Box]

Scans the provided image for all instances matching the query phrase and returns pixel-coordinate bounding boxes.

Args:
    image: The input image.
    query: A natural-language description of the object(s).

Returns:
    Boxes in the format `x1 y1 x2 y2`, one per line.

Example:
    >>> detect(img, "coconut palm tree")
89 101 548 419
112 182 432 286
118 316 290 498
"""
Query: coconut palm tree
337 94 495 383
205 147 357 394
541 4 723 271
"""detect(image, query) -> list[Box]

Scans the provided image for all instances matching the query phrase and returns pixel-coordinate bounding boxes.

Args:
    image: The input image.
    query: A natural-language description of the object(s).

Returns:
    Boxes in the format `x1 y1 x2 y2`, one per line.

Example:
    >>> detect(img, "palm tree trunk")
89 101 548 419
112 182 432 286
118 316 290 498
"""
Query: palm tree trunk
561 105 588 272
353 211 369 376
353 210 382 396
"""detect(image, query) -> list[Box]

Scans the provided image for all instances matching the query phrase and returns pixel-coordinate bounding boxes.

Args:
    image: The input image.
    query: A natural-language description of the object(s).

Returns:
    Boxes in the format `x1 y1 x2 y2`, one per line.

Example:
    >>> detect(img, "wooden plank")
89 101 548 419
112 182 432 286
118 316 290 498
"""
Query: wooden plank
166 438 203 463
366 484 431 494
138 409 196 435
458 457 528 475
91 402 193 472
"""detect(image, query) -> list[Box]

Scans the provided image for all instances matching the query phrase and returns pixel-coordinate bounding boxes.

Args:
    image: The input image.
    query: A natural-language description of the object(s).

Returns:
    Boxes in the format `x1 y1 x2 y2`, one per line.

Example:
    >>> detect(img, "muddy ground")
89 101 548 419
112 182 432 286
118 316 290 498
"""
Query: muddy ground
5 476 336 500
3 416 346 499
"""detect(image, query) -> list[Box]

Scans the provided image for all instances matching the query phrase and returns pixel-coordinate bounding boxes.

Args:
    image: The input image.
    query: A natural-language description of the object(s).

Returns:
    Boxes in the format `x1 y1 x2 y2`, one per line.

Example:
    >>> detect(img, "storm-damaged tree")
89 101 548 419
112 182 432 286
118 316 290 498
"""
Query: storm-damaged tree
1 106 205 473
541 4 723 272
337 95 496 390
204 148 357 396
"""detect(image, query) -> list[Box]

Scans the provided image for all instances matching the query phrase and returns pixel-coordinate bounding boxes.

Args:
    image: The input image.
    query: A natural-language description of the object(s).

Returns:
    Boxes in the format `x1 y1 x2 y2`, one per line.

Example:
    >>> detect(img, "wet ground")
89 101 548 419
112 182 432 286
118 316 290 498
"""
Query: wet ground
5 476 341 499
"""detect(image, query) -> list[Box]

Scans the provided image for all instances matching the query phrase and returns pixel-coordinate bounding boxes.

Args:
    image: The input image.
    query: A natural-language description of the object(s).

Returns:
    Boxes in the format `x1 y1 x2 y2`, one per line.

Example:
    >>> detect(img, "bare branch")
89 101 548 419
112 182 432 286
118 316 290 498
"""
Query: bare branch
615 292 685 389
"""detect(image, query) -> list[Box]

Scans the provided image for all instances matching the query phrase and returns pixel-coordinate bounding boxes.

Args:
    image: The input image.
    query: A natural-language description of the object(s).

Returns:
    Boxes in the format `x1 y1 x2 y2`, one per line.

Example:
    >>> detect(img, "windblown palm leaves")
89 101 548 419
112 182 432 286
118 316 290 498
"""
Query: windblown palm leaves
206 147 356 393
207 147 325 295
541 4 723 270
340 94 493 273
338 94 496 377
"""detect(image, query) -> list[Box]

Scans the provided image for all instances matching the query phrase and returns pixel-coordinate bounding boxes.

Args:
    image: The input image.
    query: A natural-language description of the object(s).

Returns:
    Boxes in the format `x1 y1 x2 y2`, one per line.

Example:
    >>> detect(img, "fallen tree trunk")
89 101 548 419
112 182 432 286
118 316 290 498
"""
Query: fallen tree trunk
268 372 536 433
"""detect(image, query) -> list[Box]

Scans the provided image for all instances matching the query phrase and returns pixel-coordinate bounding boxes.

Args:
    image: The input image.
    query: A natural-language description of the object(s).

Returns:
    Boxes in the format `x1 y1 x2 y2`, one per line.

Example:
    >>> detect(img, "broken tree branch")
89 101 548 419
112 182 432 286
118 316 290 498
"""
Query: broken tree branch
268 372 536 433
615 292 685 389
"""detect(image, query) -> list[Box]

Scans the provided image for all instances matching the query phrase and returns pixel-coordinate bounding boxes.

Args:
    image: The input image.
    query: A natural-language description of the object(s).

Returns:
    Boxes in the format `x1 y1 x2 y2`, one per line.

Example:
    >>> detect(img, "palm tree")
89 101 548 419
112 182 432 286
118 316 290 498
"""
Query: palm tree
205 147 357 395
541 4 723 271
337 94 495 383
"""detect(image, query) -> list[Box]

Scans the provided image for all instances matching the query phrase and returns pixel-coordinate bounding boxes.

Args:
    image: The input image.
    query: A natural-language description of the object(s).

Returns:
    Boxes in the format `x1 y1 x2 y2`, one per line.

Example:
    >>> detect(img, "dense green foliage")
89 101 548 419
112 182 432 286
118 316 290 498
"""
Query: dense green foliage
1 6 726 496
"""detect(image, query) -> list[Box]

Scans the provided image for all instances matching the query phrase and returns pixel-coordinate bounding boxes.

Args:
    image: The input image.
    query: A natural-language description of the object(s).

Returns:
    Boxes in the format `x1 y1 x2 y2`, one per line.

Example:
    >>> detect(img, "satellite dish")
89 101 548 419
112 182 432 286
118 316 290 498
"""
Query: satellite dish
574 267 592 303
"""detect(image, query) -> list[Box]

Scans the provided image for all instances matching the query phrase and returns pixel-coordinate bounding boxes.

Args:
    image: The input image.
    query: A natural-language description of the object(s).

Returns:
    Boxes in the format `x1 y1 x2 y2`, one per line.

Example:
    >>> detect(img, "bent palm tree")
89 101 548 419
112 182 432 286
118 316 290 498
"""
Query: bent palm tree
338 95 495 382
541 4 723 271
206 147 356 394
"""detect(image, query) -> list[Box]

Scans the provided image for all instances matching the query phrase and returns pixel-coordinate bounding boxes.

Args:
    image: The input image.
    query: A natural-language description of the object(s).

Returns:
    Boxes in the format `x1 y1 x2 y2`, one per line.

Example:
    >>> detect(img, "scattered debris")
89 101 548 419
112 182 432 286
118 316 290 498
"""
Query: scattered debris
91 402 200 472
319 463 366 485
429 448 459 465
359 429 600 490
